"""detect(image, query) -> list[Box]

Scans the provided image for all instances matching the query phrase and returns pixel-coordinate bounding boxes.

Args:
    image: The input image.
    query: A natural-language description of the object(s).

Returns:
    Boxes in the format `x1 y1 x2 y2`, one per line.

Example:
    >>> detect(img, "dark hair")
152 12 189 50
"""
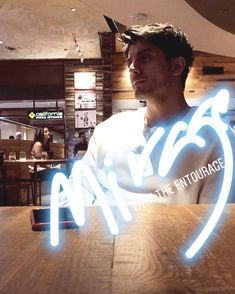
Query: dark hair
119 23 194 88
34 128 44 143
33 128 51 156
79 132 86 138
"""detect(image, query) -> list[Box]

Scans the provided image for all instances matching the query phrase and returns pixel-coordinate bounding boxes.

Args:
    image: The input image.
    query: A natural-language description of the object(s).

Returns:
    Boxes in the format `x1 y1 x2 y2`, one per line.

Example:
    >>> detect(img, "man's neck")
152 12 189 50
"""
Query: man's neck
145 92 189 127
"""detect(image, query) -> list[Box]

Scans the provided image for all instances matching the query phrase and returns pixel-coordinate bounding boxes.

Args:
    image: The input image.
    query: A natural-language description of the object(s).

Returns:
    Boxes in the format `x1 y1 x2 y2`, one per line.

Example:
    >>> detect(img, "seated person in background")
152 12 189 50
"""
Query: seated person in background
29 141 49 176
9 135 15 139
30 141 67 179
73 132 88 159
30 141 44 159
33 127 52 159
42 127 52 157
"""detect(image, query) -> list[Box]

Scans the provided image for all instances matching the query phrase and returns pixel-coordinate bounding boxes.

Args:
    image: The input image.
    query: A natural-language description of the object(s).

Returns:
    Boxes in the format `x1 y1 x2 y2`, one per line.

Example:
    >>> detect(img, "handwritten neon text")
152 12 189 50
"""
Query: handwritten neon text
50 89 233 260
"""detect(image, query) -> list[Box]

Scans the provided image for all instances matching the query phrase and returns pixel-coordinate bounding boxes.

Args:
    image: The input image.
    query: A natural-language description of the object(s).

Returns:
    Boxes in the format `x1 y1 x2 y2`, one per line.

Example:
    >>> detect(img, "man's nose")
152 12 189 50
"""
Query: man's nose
129 60 141 74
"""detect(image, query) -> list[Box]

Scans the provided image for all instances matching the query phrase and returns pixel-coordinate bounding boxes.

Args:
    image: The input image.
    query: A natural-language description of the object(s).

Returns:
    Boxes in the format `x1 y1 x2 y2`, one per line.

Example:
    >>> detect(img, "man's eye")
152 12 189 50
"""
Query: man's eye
141 55 151 62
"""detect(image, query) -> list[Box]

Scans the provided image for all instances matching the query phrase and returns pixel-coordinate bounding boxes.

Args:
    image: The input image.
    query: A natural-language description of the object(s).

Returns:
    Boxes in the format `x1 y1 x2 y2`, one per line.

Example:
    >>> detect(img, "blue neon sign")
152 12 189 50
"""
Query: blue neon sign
50 89 233 259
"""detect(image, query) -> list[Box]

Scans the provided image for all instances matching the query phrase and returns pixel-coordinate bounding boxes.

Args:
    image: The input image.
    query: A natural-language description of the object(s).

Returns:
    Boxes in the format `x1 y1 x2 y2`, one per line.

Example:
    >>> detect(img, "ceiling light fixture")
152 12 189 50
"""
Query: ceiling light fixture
0 40 3 44
71 8 76 12
72 33 84 63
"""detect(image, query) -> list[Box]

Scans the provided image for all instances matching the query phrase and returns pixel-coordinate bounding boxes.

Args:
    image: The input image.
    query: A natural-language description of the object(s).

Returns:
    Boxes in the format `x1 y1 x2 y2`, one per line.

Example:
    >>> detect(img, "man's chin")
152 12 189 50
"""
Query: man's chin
134 90 148 100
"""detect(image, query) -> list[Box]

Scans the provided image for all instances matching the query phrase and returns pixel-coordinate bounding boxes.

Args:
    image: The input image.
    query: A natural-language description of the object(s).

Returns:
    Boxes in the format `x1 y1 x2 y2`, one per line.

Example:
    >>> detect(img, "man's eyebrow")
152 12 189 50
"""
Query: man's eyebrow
127 49 154 61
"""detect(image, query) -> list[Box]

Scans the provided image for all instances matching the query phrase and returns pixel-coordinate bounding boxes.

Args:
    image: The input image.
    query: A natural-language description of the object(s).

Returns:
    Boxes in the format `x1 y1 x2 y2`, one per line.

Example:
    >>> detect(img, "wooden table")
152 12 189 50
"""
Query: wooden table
0 204 235 293
3 159 69 205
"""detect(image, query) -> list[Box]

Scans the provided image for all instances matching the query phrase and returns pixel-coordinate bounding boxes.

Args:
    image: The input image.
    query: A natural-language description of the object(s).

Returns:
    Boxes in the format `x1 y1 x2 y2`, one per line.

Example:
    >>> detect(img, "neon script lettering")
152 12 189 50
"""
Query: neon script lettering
50 89 233 259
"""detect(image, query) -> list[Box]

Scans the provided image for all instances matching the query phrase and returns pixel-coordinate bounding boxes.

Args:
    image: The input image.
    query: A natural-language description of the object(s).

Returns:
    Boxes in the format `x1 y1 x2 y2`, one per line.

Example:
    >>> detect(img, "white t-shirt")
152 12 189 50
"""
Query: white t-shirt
65 106 231 206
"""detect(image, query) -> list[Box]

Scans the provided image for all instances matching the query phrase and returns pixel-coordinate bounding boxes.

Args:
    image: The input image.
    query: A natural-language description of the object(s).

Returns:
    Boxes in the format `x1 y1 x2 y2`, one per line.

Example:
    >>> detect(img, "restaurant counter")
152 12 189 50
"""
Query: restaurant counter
0 204 234 293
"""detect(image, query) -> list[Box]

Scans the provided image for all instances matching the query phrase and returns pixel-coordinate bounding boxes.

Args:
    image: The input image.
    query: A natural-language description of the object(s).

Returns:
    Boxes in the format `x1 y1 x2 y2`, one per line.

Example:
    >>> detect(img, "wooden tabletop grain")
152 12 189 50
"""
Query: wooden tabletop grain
0 204 234 294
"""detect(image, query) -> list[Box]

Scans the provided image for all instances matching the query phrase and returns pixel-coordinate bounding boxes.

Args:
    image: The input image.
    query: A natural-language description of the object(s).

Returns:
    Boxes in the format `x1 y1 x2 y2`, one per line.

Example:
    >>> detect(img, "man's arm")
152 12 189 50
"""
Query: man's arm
73 143 79 157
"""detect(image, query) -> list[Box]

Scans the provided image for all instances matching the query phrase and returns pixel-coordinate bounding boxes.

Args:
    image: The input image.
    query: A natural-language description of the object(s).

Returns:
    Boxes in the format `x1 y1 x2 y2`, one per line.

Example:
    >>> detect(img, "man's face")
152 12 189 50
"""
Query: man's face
127 39 174 99
81 134 87 143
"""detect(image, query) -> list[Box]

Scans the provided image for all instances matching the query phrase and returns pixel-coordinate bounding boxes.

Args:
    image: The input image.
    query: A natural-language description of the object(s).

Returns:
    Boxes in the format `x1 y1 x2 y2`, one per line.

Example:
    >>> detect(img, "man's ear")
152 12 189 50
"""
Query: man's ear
170 57 186 77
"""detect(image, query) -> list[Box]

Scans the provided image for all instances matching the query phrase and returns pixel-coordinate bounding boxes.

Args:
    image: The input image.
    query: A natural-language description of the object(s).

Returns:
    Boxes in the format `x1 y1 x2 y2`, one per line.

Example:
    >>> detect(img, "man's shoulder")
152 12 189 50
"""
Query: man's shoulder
74 142 81 147
105 108 144 123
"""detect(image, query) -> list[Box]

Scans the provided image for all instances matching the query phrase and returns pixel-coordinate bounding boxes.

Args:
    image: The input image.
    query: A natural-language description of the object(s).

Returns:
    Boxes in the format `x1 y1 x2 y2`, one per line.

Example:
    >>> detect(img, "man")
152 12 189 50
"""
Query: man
73 132 88 158
67 23 233 206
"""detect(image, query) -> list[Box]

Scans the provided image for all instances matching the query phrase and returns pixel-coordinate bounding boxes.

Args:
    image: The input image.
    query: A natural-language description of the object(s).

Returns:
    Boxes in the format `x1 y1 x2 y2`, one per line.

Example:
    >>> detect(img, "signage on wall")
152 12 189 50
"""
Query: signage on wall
74 72 97 129
75 91 96 109
74 72 96 90
75 110 96 128
28 110 64 120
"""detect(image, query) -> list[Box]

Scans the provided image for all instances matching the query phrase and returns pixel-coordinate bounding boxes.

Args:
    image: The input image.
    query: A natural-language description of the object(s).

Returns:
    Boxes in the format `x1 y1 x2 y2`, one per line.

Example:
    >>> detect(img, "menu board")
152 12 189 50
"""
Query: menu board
75 110 96 128
75 91 96 109
74 72 96 129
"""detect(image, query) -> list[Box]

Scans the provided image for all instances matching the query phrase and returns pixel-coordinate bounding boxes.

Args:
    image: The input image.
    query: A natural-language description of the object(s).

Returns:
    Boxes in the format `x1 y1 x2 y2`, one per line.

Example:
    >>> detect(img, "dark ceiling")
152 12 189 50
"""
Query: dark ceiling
185 0 235 35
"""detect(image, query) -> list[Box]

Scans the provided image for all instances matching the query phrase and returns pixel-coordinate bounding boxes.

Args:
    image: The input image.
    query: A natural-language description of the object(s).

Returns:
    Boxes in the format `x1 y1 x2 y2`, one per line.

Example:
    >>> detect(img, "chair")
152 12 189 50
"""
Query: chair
0 177 31 206
17 176 43 206
0 164 31 206
16 179 31 205
16 178 35 205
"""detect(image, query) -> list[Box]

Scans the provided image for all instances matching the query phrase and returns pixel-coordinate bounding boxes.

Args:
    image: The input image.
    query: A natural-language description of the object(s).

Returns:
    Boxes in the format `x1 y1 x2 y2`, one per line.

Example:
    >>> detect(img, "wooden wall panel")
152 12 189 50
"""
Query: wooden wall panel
64 59 103 156
112 51 235 101
112 54 134 100
185 51 235 99
99 32 114 120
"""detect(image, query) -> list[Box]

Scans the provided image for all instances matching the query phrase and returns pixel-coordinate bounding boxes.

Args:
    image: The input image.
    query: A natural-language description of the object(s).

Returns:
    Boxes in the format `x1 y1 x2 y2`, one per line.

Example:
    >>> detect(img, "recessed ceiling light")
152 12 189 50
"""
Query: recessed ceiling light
71 8 76 12
0 41 3 44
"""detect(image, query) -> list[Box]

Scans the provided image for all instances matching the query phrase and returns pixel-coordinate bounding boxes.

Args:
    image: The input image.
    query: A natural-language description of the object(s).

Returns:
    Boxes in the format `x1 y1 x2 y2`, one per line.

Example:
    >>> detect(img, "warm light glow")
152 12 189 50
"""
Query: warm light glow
74 72 96 89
